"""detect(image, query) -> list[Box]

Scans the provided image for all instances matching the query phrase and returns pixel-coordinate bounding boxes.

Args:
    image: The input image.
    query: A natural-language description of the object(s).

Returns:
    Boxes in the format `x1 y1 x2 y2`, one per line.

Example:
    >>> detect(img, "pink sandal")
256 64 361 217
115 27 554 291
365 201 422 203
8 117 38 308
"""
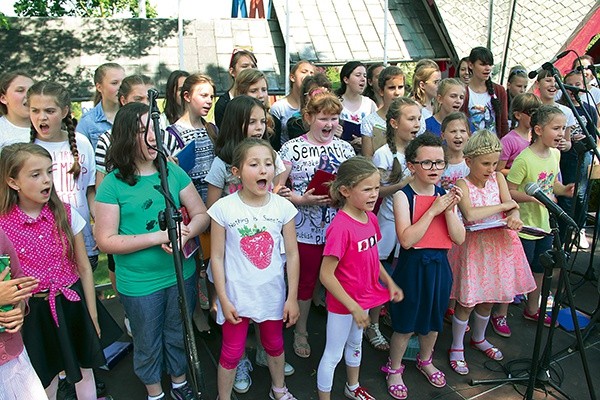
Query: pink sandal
448 348 469 375
416 353 446 388
380 359 408 399
470 338 504 361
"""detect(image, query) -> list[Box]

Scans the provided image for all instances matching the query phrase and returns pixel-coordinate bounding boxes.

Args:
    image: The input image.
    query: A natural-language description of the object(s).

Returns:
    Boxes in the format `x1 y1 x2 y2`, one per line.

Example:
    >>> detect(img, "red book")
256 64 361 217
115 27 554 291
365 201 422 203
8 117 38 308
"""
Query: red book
306 169 336 196
412 195 452 249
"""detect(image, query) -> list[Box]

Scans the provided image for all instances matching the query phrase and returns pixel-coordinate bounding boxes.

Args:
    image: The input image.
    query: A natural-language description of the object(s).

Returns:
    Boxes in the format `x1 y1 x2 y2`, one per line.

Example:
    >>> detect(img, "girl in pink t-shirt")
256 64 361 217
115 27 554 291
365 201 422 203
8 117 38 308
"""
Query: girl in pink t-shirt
317 157 403 400
498 93 542 176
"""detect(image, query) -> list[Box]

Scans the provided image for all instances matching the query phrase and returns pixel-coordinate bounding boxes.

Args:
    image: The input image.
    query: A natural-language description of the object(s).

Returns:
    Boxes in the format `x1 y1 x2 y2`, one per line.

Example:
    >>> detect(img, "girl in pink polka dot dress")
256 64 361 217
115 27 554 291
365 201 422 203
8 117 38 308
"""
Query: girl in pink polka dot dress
0 143 120 399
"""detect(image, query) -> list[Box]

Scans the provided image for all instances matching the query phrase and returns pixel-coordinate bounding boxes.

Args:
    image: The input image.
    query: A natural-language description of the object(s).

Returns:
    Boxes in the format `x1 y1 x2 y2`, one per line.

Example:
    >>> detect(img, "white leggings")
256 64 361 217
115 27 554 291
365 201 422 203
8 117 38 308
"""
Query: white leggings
316 311 364 392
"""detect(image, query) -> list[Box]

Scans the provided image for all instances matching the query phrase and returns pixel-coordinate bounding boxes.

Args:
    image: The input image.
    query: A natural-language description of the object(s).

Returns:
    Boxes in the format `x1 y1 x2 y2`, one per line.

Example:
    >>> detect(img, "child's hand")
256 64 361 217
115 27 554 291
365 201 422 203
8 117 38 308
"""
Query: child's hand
167 155 179 165
448 185 463 208
161 225 192 254
0 305 24 333
222 300 241 325
389 283 404 303
283 298 299 328
564 183 575 198
557 137 570 152
502 199 519 212
505 214 524 231
334 125 344 138
0 268 38 306
431 193 456 215
92 316 101 338
350 307 370 329
299 188 330 206
275 186 292 199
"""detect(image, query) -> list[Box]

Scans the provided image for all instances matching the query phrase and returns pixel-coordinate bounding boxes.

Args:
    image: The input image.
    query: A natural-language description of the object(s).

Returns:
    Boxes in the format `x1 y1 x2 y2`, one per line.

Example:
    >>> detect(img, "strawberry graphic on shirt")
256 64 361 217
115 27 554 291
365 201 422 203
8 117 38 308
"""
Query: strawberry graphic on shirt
238 225 274 269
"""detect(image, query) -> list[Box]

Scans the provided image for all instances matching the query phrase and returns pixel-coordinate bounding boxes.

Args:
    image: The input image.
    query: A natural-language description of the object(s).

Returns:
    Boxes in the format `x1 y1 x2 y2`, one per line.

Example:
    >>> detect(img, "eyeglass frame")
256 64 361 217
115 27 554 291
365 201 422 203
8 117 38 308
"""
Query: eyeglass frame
411 159 447 170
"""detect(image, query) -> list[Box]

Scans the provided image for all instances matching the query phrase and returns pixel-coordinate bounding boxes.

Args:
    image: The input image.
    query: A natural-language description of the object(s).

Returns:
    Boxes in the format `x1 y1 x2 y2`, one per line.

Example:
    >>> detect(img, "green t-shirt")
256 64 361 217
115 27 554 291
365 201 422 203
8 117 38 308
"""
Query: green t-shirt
506 147 561 240
96 163 195 296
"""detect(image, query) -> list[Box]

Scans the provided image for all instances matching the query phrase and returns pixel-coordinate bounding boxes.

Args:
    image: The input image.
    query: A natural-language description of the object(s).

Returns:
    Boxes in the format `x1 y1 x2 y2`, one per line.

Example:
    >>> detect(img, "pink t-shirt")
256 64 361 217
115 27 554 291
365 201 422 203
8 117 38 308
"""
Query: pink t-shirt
500 129 529 168
323 211 389 314
0 204 82 325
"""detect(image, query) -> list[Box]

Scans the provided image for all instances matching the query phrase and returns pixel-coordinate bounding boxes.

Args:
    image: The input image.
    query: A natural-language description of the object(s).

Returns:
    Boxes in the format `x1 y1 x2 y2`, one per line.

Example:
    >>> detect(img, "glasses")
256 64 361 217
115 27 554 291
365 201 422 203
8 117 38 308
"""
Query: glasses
412 159 446 170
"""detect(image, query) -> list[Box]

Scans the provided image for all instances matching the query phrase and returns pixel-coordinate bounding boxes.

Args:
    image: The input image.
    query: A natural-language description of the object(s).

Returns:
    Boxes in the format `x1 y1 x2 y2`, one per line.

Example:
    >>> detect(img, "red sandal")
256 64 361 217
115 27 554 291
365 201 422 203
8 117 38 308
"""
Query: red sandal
380 359 408 399
470 338 504 361
416 353 446 388
448 348 469 375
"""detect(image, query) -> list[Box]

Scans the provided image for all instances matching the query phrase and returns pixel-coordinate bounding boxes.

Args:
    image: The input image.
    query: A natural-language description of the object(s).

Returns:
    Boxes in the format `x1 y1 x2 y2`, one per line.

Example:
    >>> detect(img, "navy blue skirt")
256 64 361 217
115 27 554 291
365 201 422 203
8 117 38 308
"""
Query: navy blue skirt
389 248 452 335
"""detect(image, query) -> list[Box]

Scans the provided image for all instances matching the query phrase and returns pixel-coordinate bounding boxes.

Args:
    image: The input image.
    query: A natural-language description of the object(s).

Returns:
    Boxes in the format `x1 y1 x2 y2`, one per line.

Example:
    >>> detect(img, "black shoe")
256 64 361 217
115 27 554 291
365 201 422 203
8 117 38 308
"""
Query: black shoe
58 378 76 400
95 376 107 397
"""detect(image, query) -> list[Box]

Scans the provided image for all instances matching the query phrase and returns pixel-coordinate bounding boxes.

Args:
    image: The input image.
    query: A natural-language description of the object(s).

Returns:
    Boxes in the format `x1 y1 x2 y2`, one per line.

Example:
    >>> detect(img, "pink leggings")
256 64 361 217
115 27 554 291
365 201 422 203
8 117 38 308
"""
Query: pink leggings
219 318 284 369
297 242 325 301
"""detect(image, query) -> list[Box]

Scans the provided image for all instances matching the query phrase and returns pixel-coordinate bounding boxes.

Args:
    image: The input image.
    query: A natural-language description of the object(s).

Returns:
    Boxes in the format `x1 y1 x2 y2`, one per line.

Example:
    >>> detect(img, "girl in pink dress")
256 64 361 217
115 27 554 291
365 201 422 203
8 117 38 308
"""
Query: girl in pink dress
447 130 535 375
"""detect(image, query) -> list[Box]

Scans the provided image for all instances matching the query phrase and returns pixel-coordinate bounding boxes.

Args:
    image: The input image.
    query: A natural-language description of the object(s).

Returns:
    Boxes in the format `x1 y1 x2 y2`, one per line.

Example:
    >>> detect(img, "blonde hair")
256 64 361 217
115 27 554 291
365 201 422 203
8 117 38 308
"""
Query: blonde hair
412 63 440 106
330 156 379 208
434 78 464 114
463 129 501 158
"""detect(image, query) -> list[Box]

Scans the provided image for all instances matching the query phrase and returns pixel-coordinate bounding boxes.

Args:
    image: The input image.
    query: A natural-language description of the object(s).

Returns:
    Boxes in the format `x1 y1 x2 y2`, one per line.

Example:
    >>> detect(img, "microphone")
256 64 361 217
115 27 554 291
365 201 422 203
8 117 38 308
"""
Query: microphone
528 50 570 79
556 83 589 94
524 182 577 228
148 88 159 99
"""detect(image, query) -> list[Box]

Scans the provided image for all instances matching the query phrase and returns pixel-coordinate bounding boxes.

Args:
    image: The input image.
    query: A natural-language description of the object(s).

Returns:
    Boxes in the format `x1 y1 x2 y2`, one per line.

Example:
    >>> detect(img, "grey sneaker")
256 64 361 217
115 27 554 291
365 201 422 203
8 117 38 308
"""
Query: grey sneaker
255 346 295 376
233 356 253 393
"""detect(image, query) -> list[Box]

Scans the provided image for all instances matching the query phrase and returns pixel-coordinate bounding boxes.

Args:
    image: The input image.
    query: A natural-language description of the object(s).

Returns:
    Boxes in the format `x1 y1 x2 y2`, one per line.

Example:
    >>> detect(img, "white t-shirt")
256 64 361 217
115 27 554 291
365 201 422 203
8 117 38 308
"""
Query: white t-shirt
0 116 30 148
35 133 97 256
468 88 496 133
439 160 470 190
417 106 430 136
279 135 355 245
554 103 577 128
205 155 286 198
372 144 410 259
270 98 298 143
360 112 385 138
340 96 377 126
207 192 297 324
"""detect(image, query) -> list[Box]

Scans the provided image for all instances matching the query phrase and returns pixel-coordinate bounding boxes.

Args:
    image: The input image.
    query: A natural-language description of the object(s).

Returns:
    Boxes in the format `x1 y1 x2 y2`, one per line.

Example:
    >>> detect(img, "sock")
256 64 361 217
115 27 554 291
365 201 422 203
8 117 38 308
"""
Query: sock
346 382 359 391
172 380 187 389
450 315 468 361
471 312 492 351
148 393 164 400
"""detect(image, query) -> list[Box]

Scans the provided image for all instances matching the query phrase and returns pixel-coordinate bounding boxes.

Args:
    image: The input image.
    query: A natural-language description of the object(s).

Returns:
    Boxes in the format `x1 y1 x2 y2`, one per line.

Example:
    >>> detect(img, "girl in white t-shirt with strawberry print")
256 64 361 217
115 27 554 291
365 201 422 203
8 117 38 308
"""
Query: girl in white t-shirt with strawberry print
209 138 300 400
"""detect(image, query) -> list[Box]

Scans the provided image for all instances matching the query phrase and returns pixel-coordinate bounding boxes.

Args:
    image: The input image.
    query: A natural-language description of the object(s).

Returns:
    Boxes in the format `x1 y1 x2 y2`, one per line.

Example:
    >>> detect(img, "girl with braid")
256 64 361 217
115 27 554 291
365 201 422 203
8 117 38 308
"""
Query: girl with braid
370 97 420 351
460 47 509 138
28 82 98 270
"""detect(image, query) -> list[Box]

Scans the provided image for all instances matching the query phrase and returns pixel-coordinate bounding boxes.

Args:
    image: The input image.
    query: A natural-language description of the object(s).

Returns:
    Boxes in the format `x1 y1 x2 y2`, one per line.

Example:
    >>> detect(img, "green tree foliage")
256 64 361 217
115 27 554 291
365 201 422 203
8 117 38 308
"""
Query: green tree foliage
14 0 157 18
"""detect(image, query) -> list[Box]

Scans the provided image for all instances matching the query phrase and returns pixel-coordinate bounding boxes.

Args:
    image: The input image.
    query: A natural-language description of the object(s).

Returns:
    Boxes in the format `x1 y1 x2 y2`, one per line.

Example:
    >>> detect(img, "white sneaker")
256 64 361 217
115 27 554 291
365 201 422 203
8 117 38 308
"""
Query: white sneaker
578 229 590 249
233 356 253 394
255 346 295 376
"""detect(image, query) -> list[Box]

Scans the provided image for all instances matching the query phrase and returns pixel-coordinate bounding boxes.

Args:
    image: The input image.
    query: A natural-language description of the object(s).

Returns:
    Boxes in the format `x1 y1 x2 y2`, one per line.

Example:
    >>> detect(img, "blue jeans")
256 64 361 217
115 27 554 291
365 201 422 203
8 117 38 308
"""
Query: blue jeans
120 273 197 385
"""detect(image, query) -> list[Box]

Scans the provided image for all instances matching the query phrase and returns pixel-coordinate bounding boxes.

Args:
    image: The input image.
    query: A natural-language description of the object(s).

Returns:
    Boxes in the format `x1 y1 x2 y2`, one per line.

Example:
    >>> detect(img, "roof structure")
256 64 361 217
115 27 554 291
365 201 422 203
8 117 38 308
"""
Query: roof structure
270 0 454 64
434 0 598 82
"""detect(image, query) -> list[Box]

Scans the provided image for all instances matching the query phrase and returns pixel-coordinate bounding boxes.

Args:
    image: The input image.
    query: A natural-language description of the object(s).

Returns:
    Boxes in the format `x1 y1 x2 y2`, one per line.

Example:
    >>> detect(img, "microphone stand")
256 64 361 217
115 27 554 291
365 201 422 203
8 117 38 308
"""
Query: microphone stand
552 68 600 288
146 90 205 399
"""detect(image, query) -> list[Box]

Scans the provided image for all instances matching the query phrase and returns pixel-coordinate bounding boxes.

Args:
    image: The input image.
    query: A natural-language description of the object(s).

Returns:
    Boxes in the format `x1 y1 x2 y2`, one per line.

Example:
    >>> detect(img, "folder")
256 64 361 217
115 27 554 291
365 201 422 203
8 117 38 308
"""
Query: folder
306 169 336 196
412 195 452 249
